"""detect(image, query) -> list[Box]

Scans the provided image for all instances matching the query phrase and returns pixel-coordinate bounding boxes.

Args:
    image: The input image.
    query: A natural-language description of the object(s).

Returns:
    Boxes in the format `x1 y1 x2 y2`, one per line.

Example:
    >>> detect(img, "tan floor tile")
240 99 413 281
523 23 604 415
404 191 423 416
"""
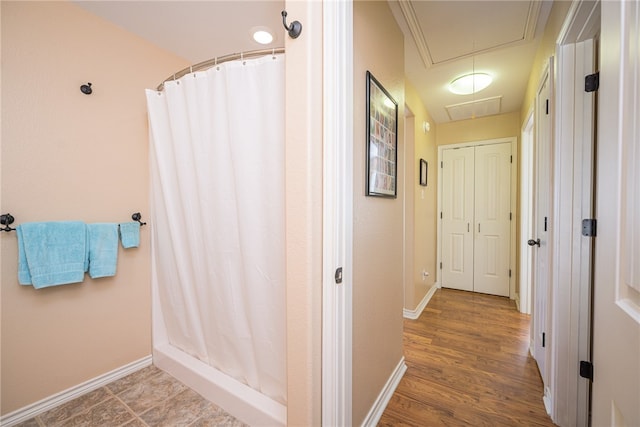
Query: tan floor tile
107 365 163 395
121 418 148 427
12 417 41 427
139 388 212 427
189 411 249 427
38 387 111 426
61 397 134 427
117 370 187 414
19 366 247 427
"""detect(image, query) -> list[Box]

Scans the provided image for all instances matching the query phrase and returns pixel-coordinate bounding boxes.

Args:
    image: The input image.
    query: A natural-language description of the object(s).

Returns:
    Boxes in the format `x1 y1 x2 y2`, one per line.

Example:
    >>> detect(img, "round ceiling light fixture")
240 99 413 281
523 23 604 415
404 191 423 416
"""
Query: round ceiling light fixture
448 73 493 95
252 28 274 45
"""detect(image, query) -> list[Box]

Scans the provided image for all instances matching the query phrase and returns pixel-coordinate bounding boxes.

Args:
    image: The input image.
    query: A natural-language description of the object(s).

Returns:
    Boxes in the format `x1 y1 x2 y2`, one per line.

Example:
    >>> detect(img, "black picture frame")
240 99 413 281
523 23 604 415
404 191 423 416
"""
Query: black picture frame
419 159 428 186
366 71 398 198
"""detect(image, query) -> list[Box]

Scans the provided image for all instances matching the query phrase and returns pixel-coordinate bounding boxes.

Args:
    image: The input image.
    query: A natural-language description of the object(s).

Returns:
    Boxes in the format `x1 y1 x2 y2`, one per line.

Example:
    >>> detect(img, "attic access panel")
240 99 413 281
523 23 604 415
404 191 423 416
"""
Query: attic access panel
411 1 538 65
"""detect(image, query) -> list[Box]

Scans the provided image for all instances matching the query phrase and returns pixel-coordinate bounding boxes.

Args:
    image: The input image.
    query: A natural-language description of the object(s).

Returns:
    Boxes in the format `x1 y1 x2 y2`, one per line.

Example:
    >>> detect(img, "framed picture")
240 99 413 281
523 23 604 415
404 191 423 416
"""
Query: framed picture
366 71 398 198
419 159 428 186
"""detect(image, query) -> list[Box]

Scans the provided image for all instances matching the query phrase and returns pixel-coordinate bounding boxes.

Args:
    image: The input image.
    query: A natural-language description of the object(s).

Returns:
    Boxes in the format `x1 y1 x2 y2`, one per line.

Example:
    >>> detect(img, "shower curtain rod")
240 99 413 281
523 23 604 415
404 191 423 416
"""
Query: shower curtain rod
157 47 285 91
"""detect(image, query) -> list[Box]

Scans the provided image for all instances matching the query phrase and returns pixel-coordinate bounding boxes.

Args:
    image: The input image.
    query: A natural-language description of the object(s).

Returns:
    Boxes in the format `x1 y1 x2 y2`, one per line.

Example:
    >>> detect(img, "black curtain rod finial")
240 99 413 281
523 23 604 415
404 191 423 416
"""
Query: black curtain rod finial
281 10 302 39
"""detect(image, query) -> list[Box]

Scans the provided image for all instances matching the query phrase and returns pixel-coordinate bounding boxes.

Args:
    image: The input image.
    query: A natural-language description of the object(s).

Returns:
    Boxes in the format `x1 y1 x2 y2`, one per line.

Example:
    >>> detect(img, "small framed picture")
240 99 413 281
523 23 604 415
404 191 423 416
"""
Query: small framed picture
419 159 428 186
366 71 398 198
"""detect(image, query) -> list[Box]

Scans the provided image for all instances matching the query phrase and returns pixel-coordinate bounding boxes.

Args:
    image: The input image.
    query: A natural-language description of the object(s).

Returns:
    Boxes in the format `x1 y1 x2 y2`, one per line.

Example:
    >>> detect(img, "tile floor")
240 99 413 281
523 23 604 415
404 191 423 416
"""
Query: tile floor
15 365 247 427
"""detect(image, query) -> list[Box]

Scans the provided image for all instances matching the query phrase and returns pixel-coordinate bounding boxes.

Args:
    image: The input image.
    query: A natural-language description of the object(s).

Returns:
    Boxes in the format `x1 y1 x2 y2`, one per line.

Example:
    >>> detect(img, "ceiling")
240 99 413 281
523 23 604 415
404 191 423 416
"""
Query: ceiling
73 1 285 65
74 0 551 124
389 1 552 123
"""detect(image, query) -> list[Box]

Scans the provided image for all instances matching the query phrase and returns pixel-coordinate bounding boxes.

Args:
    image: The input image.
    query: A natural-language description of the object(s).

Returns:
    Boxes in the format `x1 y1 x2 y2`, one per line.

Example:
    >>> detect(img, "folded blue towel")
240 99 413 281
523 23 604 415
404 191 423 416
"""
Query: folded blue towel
87 223 119 279
16 221 87 289
119 222 140 248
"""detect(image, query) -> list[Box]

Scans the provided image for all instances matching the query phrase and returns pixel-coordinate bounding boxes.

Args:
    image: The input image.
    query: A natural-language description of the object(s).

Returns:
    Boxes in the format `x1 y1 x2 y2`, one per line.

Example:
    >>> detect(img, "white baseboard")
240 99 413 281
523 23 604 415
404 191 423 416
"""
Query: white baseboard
360 357 407 427
0 356 152 427
403 282 439 320
514 292 521 312
543 386 552 416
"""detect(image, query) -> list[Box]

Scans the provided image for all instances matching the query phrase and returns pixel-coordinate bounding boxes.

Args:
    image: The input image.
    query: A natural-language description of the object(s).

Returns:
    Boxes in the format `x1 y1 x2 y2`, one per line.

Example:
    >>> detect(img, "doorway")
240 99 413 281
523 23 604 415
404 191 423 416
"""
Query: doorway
530 59 553 406
437 137 517 299
548 1 601 424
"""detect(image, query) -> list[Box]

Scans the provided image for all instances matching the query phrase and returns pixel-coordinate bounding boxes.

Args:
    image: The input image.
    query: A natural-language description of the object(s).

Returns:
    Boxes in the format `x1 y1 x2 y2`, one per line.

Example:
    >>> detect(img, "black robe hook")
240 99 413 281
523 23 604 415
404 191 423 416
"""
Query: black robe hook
281 10 302 39
80 82 93 95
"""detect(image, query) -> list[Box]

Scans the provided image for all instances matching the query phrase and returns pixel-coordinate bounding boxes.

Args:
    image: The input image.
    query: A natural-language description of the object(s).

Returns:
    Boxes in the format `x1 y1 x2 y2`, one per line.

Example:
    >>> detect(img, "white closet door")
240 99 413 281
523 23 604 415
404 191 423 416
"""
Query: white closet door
473 143 512 296
441 147 474 291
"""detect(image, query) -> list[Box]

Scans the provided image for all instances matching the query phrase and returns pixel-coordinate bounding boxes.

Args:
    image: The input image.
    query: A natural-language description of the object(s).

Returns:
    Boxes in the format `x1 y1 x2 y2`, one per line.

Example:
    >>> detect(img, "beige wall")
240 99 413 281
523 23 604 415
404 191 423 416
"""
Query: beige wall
436 111 521 146
284 1 323 425
513 1 570 299
0 1 187 414
405 81 437 310
520 0 572 124
353 1 405 424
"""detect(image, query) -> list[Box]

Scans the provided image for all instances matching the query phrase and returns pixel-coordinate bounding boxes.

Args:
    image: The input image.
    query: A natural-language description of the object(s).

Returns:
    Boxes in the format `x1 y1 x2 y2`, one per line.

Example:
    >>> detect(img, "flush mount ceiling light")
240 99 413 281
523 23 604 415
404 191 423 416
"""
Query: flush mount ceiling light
252 28 274 45
448 73 493 95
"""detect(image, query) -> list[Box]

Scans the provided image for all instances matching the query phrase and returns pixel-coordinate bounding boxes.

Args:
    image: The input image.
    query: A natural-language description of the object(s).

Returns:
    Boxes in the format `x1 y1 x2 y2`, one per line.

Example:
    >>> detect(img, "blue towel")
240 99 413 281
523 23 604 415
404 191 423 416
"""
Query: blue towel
119 222 140 248
16 221 87 289
87 223 119 279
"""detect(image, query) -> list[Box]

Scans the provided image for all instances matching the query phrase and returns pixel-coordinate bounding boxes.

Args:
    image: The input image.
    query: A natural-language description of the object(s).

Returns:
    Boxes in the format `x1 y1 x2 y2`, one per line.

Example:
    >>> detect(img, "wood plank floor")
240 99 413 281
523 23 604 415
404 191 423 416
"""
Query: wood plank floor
379 288 555 426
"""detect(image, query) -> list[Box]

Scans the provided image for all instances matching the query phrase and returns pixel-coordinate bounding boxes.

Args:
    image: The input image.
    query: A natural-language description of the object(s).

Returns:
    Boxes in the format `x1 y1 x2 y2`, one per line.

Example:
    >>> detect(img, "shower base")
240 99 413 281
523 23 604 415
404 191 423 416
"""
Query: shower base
153 343 286 426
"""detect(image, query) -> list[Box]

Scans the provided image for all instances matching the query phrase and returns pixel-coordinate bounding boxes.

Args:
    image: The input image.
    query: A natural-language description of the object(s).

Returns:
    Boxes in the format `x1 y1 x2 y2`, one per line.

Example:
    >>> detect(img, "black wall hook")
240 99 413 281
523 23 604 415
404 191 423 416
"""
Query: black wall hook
0 213 16 232
281 10 302 39
80 82 93 95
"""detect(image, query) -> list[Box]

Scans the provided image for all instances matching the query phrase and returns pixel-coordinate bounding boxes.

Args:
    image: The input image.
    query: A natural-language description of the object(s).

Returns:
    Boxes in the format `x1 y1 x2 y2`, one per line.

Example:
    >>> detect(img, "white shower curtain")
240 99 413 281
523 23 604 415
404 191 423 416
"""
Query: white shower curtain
145 54 285 404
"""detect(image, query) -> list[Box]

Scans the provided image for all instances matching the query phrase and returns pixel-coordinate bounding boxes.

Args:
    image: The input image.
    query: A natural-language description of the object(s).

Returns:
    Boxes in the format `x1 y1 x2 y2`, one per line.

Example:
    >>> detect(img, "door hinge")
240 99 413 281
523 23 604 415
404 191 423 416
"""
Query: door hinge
510 155 513 163
334 267 343 284
510 212 512 221
441 161 443 168
509 269 512 278
440 262 442 270
580 360 594 381
542 332 546 348
440 212 443 219
585 72 600 93
545 99 549 115
544 216 548 232
582 219 597 237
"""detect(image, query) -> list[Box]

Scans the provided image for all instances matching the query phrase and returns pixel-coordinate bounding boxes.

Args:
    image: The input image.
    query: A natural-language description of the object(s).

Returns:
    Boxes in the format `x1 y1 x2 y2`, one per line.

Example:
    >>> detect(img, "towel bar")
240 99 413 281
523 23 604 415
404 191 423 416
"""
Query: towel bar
0 212 147 232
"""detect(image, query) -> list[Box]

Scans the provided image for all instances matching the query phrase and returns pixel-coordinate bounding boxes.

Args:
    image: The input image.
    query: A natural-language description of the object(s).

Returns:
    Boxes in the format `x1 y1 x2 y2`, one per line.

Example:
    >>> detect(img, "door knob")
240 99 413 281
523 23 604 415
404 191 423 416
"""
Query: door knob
527 239 541 247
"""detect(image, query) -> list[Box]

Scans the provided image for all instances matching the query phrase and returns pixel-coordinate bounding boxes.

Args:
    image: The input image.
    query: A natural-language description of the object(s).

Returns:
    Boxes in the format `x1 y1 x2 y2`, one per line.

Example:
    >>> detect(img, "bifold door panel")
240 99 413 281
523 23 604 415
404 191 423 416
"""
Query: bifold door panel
442 147 474 292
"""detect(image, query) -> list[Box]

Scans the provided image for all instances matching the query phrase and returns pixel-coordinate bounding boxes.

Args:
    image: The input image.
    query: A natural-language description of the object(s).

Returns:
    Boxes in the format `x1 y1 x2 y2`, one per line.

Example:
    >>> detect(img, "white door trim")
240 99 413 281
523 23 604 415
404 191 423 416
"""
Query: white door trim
519 109 534 314
436 136 518 299
550 1 600 425
322 1 353 425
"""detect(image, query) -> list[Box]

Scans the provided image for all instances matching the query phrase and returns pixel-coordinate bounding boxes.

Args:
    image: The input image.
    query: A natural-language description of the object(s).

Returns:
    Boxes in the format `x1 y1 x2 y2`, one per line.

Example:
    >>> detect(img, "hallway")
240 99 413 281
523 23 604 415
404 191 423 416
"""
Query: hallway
379 289 555 426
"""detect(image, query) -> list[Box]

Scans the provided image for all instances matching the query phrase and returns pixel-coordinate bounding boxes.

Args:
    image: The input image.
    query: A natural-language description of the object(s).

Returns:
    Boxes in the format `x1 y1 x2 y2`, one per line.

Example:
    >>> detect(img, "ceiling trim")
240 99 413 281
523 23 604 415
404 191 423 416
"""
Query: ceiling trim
399 0 544 68
397 0 432 69
524 0 543 41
